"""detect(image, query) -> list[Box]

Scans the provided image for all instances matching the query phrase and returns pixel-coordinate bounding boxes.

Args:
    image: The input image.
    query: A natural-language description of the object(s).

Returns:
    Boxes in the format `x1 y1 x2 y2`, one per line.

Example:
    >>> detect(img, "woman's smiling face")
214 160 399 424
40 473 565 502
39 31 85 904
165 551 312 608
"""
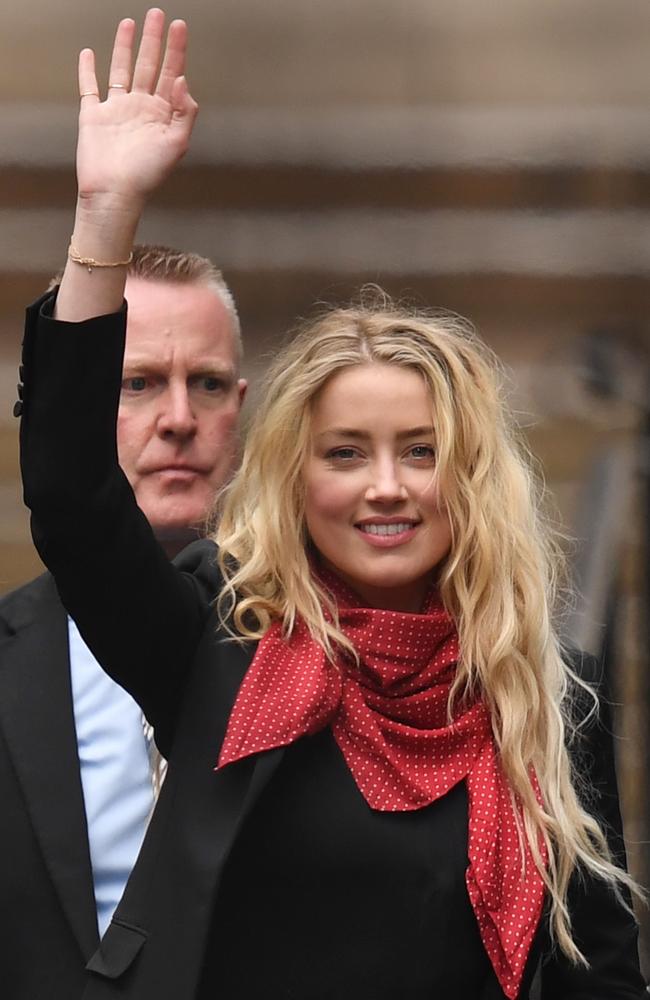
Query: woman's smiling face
304 363 453 612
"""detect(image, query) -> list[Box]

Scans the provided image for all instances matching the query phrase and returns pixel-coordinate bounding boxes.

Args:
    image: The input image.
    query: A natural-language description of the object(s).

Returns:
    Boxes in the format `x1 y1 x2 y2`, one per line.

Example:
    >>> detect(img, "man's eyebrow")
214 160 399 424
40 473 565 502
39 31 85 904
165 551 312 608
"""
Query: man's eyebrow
315 425 434 440
122 357 236 378
189 367 237 381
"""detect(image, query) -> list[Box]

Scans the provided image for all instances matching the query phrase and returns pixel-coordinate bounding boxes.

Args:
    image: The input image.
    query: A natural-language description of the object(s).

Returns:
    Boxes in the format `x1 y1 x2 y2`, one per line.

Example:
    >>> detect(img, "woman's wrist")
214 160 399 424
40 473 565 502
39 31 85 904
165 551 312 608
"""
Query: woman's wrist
71 192 143 260
76 188 146 218
53 192 141 323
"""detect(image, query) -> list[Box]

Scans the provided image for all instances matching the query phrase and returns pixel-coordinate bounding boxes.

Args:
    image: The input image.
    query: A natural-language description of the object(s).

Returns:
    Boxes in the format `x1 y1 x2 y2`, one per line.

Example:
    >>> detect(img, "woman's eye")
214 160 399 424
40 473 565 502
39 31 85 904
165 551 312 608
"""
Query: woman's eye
327 447 359 461
408 444 435 460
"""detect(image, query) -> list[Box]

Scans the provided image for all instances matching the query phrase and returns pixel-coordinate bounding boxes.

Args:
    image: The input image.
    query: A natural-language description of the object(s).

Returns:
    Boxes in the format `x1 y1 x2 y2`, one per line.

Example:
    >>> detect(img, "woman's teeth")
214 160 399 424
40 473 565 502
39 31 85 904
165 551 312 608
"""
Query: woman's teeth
358 522 414 535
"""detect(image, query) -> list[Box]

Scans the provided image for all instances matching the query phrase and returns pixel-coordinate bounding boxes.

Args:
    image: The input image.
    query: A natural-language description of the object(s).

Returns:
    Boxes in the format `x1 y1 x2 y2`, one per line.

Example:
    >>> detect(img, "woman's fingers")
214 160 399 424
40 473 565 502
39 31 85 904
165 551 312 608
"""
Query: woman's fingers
155 19 188 102
131 7 166 93
77 6 194 147
78 48 100 104
106 18 136 95
170 75 199 132
89 11 188 105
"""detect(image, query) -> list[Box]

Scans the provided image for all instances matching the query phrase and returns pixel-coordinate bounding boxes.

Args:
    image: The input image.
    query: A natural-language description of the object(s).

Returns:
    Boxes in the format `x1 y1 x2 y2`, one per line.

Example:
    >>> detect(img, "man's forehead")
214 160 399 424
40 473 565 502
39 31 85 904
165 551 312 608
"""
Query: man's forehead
124 276 237 368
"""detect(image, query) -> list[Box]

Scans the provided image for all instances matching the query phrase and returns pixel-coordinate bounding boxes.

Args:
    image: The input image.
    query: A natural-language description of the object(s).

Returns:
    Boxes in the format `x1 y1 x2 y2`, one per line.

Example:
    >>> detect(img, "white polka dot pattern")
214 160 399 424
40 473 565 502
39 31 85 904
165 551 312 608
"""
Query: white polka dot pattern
218 573 546 999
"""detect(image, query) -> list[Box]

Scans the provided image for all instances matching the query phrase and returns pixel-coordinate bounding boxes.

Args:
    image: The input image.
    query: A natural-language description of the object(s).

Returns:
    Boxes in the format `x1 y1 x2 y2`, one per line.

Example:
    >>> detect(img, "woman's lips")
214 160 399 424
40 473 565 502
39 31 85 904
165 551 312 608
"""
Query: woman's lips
355 521 419 547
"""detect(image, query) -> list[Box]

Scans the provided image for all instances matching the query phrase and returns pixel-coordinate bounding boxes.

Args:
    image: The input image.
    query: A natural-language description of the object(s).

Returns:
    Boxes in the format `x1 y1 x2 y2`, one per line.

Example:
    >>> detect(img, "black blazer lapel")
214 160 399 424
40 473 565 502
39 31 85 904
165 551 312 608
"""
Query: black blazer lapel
211 633 288 841
0 574 99 958
85 747 288 984
85 631 287 989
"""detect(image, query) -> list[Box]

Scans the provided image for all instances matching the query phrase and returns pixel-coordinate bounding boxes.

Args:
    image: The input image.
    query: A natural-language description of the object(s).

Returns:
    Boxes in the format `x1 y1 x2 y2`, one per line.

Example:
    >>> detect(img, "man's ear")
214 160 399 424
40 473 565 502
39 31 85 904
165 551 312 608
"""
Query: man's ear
237 378 248 406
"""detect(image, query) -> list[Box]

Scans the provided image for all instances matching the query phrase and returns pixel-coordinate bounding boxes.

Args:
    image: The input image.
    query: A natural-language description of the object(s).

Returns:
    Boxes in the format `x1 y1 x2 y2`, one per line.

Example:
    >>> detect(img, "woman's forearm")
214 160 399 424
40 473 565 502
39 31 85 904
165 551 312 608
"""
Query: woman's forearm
55 193 142 322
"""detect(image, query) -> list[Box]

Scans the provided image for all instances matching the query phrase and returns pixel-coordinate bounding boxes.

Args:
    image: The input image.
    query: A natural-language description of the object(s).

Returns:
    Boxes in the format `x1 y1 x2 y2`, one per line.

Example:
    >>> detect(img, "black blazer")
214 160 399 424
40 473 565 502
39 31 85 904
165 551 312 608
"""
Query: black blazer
0 573 99 999
18 295 647 999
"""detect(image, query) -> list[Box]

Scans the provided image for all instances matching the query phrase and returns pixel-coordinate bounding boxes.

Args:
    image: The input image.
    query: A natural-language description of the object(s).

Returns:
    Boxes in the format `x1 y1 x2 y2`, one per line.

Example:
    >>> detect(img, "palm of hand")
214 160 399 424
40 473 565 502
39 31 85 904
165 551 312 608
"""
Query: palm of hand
77 92 190 200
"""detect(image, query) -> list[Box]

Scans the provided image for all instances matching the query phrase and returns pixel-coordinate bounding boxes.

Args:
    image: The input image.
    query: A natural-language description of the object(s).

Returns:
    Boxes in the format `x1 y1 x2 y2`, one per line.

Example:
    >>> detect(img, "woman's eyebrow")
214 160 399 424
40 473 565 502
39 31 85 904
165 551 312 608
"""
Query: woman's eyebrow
396 425 435 439
315 425 434 440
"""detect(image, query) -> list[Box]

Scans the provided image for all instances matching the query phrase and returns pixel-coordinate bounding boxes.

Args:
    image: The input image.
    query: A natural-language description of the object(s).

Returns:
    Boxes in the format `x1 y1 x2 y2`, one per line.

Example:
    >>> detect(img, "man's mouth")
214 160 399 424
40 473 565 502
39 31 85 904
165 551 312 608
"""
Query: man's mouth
150 464 205 475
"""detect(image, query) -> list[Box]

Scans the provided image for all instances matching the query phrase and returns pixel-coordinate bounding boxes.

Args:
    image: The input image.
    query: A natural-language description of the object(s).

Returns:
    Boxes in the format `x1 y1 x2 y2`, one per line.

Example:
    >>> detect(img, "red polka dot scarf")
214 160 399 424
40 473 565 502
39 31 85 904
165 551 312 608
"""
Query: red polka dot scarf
218 573 546 999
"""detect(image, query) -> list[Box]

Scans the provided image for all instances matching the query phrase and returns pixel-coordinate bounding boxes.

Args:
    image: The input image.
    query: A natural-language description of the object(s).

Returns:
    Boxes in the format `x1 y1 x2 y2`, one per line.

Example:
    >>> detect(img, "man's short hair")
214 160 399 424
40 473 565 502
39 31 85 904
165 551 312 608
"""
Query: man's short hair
49 243 243 363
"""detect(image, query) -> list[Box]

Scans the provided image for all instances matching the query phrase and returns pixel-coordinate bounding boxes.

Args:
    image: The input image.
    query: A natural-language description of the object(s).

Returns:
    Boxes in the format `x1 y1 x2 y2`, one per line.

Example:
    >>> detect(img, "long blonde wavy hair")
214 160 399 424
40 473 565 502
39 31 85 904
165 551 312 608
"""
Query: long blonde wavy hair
214 293 640 962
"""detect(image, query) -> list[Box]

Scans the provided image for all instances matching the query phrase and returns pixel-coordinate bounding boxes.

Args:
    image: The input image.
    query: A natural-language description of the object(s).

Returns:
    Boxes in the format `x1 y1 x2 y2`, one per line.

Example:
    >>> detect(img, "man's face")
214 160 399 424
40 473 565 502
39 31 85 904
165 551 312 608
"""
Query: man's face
117 276 246 552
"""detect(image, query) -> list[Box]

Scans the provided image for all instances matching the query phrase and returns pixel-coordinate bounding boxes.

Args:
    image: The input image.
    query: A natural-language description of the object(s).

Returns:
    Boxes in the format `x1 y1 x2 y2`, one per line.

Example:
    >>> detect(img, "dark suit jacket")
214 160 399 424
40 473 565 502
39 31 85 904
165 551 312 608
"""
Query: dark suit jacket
17 295 647 999
0 573 99 999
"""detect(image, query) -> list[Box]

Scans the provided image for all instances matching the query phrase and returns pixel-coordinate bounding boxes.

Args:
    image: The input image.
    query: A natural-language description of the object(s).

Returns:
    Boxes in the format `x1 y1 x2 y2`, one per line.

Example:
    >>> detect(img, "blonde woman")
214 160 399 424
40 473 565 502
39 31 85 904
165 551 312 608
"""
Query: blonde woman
18 10 645 1000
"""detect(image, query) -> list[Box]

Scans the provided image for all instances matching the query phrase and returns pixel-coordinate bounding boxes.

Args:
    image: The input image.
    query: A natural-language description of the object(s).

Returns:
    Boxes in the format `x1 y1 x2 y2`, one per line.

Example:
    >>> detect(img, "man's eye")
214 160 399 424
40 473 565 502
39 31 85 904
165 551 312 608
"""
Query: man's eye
202 377 222 391
123 376 147 392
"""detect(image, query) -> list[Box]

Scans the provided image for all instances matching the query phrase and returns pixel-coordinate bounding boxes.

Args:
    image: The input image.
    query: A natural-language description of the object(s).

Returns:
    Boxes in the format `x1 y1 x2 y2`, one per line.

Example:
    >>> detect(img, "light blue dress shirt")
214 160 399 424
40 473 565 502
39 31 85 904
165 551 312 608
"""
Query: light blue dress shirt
68 618 155 937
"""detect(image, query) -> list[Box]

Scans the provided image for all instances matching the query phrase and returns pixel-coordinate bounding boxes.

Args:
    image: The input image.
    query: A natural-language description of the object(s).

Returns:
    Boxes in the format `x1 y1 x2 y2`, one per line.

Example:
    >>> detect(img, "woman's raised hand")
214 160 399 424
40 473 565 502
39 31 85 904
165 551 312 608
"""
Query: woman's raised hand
76 9 197 207
56 9 198 322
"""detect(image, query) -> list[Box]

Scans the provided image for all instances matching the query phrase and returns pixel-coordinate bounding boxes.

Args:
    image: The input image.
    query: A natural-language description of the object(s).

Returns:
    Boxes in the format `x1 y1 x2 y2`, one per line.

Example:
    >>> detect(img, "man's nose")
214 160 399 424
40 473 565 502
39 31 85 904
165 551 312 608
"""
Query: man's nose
157 385 197 439
364 460 408 503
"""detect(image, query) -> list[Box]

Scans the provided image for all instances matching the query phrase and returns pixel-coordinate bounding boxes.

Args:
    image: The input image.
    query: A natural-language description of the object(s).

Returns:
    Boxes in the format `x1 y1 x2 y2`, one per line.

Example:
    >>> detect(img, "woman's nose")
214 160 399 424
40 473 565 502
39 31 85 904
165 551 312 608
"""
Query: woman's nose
364 461 408 503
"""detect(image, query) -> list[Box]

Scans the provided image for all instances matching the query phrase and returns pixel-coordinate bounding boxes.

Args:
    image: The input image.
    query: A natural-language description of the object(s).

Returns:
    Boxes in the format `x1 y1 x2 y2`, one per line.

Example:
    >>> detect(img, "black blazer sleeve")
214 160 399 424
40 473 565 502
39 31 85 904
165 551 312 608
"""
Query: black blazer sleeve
540 652 647 999
19 293 217 756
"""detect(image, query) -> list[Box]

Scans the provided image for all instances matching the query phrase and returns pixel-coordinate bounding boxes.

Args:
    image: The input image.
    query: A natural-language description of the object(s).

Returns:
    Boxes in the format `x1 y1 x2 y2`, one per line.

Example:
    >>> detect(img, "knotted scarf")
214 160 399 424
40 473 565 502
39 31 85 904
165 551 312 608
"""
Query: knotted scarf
218 573 546 998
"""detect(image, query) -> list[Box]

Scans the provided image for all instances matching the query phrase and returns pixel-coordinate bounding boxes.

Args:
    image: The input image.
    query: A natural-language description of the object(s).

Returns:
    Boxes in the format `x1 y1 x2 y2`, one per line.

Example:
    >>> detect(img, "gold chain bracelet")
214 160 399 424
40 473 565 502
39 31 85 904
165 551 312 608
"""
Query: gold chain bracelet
68 237 133 273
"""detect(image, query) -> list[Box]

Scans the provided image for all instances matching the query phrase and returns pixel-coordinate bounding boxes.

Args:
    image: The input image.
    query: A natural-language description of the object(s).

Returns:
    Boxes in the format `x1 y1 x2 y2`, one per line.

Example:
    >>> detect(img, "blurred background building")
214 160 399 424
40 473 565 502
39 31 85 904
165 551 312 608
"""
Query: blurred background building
0 0 648 974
